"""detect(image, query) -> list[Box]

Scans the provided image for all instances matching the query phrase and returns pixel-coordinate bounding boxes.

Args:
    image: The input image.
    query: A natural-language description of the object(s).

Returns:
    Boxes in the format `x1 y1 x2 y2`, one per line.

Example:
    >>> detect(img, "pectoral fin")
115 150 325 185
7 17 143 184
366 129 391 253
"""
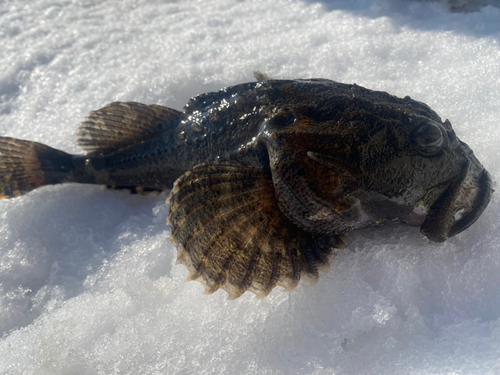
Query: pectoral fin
166 162 345 299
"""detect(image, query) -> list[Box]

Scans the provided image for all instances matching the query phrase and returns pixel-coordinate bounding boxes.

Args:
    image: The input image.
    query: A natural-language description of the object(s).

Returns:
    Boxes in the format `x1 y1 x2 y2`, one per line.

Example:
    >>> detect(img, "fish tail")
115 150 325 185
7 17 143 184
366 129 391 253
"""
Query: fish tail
0 137 78 198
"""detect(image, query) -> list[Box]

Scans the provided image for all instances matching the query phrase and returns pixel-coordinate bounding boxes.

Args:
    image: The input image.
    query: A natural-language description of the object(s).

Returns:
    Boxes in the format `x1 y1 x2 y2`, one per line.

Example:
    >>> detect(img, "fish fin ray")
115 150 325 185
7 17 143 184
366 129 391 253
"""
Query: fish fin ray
0 137 74 198
167 161 344 299
254 71 270 81
78 102 182 154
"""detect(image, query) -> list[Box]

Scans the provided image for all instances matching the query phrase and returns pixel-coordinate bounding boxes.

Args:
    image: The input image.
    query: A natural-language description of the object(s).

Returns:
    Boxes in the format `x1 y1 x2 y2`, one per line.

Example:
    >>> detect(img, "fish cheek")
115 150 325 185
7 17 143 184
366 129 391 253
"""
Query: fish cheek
357 158 420 223
358 128 414 198
360 141 464 225
356 129 432 222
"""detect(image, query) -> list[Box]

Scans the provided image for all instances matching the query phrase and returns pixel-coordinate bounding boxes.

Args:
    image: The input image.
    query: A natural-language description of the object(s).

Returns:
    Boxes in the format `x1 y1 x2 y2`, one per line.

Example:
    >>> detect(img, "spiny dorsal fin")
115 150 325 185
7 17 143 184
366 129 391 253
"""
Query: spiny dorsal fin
253 71 270 81
166 162 346 300
78 102 182 155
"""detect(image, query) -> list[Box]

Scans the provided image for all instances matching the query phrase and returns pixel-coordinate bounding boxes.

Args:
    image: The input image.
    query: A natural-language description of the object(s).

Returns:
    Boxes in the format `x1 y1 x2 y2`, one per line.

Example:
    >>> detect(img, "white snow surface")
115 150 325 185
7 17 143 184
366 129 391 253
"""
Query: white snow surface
1 0 500 374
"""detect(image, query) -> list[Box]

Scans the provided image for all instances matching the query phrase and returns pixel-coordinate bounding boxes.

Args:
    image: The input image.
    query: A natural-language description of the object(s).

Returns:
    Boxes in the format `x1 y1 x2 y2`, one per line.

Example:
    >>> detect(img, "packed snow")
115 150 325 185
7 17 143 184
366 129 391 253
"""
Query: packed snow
1 0 500 374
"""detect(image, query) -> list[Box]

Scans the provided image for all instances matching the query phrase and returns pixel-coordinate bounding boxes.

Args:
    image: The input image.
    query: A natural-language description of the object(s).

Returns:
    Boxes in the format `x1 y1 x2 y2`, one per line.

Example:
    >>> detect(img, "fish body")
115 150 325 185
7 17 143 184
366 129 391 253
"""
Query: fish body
0 78 493 298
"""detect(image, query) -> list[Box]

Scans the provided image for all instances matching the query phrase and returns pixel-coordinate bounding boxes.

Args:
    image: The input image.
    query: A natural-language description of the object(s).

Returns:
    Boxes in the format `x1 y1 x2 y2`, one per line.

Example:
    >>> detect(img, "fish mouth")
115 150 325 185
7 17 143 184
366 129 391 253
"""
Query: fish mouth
420 164 493 243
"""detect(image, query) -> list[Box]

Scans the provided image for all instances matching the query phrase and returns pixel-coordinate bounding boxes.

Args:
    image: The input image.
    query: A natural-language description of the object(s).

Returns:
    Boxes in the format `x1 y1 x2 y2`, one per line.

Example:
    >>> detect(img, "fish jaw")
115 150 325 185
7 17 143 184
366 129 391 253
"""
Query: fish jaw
420 160 493 242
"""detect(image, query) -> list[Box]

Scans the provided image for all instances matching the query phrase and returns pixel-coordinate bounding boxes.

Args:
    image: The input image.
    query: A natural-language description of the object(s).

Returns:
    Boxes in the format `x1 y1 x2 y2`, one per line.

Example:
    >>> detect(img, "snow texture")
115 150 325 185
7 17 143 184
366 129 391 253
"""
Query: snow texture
1 0 500 374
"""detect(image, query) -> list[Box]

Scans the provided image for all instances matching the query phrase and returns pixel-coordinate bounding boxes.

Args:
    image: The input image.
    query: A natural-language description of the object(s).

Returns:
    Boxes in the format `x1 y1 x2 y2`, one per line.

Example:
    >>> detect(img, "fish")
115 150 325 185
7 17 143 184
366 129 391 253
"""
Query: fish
0 75 493 299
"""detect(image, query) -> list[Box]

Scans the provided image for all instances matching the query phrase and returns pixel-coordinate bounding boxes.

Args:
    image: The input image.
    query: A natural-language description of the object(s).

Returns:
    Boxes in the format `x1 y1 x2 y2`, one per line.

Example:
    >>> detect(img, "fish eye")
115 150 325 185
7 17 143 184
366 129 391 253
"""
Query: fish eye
410 122 444 156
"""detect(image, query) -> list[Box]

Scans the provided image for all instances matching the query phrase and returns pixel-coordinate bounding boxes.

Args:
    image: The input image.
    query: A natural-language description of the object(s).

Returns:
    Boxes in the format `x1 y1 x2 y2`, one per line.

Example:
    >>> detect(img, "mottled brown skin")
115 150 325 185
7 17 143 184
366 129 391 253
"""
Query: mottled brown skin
0 78 493 299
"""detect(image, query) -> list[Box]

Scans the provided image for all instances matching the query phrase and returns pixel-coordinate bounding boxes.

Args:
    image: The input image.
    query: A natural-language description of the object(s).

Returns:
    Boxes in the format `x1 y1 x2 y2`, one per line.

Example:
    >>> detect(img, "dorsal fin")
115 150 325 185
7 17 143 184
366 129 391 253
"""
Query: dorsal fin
78 102 182 155
253 70 270 81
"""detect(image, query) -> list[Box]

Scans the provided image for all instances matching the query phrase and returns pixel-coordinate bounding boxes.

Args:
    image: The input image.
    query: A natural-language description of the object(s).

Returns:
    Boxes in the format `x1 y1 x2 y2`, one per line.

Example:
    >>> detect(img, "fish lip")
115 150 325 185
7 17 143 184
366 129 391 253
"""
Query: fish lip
420 167 493 242
448 169 493 237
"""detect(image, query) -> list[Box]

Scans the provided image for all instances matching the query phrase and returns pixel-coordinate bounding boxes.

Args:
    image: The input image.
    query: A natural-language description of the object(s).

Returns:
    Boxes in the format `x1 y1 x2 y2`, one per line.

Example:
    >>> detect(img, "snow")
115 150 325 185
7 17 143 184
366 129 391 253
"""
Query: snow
1 0 500 374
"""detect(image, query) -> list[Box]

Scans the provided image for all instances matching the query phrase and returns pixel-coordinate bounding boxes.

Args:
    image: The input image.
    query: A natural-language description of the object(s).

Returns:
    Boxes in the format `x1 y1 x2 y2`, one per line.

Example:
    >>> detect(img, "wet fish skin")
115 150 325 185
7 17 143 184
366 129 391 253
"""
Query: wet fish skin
0 78 493 298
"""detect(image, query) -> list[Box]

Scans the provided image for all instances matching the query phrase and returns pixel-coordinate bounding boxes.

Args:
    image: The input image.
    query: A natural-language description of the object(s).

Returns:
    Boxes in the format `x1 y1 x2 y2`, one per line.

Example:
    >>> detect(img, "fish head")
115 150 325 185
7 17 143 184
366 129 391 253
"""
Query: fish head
261 104 493 242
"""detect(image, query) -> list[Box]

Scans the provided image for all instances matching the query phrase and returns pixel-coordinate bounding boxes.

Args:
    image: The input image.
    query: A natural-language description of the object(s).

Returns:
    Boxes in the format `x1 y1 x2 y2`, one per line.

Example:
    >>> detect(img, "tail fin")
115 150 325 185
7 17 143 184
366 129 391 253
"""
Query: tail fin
0 137 74 199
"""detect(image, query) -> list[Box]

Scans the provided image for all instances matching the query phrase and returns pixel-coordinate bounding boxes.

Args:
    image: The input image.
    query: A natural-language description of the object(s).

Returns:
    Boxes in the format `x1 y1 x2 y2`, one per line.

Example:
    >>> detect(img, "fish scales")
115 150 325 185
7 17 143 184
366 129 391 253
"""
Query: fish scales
0 77 493 299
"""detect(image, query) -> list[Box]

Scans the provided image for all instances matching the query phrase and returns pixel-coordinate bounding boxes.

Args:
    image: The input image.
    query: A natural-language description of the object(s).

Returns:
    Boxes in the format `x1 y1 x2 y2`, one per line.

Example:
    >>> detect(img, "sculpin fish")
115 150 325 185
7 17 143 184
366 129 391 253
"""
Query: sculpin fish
0 76 493 299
